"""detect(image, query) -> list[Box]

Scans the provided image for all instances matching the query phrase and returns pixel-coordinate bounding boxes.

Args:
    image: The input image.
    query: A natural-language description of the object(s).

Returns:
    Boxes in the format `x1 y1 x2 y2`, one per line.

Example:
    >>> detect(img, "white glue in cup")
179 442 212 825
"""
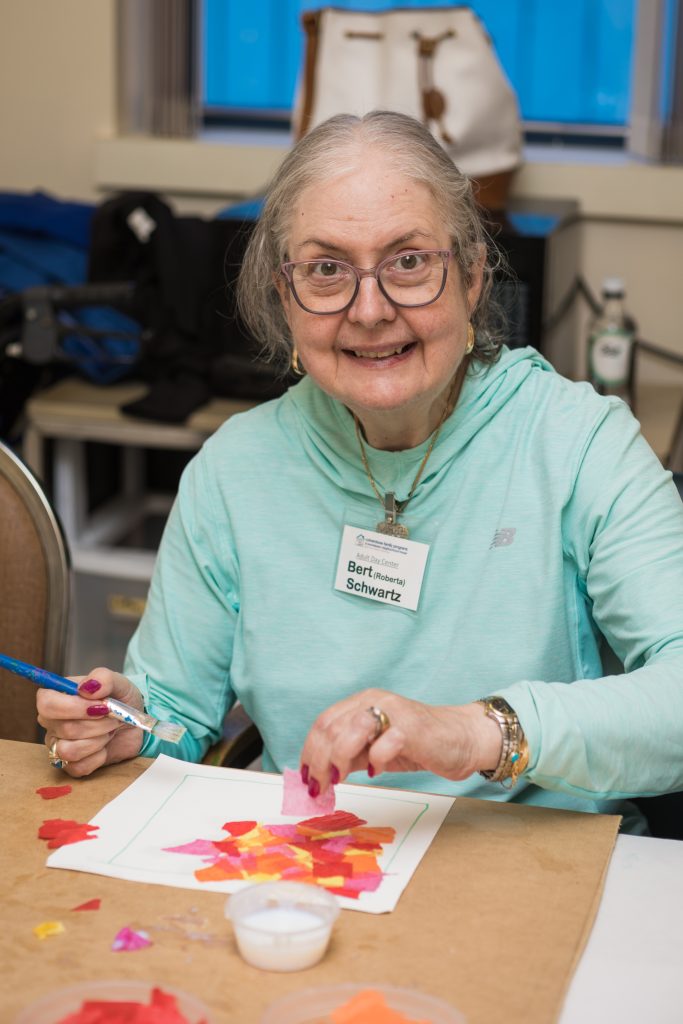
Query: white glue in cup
226 881 340 972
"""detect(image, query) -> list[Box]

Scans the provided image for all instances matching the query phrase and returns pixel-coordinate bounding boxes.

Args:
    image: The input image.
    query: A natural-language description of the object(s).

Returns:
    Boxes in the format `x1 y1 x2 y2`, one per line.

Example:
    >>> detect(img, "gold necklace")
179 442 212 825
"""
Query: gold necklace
353 372 461 539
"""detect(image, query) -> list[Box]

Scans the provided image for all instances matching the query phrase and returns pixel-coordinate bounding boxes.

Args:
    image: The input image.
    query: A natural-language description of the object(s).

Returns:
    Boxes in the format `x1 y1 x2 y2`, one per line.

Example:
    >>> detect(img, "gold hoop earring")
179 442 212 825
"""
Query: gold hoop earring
465 322 475 355
291 346 305 376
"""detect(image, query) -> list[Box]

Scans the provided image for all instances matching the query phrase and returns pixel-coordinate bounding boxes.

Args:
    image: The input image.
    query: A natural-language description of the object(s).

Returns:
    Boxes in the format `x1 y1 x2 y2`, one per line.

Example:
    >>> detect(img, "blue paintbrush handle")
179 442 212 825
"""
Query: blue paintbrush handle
0 650 186 744
0 653 79 695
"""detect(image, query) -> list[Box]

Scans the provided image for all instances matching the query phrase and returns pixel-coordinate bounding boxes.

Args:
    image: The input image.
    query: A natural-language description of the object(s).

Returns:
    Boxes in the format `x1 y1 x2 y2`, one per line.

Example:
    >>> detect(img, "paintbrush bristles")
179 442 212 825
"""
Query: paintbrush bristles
104 698 186 745
152 720 188 744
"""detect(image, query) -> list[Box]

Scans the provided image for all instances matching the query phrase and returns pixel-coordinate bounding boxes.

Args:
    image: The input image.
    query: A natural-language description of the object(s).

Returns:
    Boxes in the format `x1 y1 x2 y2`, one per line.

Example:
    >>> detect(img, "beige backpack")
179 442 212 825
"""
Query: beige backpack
293 6 523 208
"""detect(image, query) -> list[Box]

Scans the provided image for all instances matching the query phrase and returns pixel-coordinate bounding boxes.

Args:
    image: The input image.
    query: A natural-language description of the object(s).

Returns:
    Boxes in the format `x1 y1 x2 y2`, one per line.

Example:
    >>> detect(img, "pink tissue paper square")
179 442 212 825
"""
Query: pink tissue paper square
281 767 336 816
111 926 152 952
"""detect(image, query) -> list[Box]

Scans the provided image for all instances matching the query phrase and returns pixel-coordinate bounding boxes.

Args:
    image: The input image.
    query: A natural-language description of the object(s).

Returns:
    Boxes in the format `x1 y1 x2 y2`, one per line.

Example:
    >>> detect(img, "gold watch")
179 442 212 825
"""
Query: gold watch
476 696 529 787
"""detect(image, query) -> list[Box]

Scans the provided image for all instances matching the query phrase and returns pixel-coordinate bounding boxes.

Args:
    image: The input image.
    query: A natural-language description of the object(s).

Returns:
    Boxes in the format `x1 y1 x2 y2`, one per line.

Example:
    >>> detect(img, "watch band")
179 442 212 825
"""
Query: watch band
476 696 529 787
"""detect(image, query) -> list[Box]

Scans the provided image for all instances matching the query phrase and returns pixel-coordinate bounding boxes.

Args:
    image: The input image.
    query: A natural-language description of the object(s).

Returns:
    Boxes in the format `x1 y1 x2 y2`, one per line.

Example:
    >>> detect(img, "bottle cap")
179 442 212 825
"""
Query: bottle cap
601 276 625 297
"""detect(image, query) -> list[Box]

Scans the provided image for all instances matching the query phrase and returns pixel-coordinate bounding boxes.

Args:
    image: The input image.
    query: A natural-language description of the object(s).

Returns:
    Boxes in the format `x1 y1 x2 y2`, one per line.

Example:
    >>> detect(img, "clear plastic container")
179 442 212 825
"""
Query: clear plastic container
12 980 214 1024
226 880 340 972
260 983 466 1023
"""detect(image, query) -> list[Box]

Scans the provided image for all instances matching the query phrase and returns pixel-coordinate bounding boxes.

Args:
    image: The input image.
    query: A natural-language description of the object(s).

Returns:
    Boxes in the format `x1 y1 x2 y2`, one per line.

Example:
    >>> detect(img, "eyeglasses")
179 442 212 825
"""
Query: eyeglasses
280 249 452 315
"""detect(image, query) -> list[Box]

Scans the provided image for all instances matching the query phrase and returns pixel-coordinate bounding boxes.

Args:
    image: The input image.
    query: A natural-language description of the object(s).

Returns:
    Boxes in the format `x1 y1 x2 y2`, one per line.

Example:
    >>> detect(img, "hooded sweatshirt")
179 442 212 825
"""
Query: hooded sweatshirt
127 347 683 828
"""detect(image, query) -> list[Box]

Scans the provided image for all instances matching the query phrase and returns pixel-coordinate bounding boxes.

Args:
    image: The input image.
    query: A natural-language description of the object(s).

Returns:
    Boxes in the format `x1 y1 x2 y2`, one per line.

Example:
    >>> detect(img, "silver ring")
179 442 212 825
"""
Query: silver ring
48 739 68 769
367 706 391 740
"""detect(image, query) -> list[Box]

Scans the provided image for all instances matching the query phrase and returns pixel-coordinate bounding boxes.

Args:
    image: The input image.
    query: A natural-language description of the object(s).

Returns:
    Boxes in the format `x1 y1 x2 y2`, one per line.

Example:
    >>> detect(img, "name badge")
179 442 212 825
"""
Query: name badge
334 524 430 611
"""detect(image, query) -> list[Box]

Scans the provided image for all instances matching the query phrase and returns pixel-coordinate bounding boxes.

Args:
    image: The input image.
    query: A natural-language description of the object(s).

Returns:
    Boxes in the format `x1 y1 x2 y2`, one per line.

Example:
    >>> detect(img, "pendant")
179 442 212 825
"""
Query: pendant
377 491 409 539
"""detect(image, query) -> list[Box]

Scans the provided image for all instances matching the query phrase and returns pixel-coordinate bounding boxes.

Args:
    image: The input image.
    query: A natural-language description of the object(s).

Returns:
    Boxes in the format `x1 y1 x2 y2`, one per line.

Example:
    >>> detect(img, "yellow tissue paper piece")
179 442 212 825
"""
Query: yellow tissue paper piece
316 875 345 888
33 920 65 940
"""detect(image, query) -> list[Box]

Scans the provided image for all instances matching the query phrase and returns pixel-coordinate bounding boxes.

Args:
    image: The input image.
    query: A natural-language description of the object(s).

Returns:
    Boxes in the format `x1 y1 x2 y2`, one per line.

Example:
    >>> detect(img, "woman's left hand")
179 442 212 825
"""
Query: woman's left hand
299 689 502 796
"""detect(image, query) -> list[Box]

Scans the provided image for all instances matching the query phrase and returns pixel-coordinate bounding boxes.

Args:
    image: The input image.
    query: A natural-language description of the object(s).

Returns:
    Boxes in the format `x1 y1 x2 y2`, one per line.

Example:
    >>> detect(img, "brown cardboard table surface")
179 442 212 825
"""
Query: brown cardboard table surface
0 739 619 1024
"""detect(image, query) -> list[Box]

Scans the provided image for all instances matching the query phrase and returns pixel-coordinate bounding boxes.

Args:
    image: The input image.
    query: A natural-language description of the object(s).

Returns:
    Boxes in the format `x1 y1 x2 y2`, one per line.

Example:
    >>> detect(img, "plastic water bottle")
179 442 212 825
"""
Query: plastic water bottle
587 277 637 405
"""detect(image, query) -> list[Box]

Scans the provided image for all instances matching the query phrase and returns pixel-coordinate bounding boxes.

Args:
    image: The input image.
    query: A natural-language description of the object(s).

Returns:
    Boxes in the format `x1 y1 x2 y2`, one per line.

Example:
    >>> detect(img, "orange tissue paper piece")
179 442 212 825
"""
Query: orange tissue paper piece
249 853 294 875
341 853 379 874
330 989 430 1024
36 785 73 800
195 862 243 883
350 826 397 845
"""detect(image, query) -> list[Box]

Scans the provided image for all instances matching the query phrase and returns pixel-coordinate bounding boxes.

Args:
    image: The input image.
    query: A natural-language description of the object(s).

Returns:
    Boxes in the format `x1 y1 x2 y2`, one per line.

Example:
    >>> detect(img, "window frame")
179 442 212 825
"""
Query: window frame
117 0 682 163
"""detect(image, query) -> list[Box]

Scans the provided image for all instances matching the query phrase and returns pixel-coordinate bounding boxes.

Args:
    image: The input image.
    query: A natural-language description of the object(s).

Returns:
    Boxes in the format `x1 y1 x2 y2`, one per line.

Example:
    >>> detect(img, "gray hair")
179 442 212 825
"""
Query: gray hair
236 110 506 371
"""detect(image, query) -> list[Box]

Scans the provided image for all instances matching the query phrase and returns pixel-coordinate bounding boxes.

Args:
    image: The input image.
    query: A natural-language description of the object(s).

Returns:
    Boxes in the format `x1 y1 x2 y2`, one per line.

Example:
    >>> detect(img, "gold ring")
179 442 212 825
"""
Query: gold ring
48 739 68 769
367 706 391 740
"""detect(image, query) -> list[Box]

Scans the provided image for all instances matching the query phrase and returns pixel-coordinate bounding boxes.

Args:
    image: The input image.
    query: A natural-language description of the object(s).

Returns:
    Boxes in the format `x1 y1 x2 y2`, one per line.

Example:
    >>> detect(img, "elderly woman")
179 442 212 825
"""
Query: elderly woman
37 111 683 832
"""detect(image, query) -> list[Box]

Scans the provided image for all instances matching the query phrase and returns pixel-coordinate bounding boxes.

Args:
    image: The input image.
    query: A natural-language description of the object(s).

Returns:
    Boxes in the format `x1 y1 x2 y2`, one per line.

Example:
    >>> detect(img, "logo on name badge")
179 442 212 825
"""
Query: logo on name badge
335 524 430 612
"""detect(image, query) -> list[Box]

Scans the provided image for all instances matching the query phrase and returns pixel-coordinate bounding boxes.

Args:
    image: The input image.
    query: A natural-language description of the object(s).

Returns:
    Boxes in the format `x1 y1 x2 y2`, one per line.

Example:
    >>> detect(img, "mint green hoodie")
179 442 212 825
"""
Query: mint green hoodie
127 347 683 829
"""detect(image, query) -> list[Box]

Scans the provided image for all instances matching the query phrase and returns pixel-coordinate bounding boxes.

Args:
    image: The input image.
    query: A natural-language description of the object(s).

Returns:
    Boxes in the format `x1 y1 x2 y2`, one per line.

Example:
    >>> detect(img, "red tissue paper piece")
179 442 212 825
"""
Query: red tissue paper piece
38 818 99 849
72 898 101 912
297 810 366 834
54 985 205 1024
221 820 257 837
36 785 73 800
111 926 153 952
281 767 336 816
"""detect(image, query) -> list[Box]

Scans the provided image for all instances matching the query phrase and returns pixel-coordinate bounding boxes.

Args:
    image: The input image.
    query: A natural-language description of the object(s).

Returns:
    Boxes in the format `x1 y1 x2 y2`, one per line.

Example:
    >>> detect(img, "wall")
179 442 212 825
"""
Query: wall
0 0 117 200
511 155 683 386
578 220 683 386
540 216 683 387
1 0 682 402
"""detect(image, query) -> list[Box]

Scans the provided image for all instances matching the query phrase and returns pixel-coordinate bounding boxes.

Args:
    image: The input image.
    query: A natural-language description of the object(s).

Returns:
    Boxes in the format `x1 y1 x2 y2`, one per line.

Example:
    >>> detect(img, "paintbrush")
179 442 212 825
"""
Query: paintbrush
0 652 186 744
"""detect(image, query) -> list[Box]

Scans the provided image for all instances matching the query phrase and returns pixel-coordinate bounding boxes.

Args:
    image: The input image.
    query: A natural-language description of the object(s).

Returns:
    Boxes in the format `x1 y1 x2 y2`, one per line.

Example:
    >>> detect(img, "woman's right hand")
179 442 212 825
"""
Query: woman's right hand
37 667 145 777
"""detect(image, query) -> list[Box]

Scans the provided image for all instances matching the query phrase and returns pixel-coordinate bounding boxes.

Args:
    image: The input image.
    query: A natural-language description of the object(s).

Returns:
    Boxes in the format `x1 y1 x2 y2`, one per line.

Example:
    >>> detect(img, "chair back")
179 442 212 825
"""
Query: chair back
0 441 70 741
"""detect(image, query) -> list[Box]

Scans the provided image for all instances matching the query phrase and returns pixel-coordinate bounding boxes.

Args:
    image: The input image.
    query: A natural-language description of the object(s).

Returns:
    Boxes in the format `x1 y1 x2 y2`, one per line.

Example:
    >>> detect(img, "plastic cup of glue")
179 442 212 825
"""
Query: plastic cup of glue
226 881 340 972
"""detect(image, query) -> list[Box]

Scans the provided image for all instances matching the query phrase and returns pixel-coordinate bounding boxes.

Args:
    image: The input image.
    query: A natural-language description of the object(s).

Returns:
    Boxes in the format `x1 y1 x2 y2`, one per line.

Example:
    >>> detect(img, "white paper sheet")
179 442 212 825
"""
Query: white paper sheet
47 755 454 914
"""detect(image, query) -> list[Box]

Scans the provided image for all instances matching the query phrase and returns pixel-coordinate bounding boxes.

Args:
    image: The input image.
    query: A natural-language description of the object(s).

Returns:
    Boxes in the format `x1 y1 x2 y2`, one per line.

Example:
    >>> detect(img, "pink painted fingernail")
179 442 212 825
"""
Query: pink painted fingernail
308 778 320 799
330 764 340 785
86 704 110 717
79 678 101 694
300 764 309 785
367 763 375 778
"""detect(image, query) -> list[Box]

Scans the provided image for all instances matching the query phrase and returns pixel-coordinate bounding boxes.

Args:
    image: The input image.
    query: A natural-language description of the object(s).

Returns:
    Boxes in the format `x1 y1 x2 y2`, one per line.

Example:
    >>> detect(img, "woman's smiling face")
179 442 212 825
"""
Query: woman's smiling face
278 150 483 448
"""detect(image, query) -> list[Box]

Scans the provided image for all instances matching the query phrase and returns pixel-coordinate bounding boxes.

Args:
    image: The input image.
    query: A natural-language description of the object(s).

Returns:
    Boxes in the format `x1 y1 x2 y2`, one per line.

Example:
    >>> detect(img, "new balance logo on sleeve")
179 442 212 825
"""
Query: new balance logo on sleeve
490 528 516 548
